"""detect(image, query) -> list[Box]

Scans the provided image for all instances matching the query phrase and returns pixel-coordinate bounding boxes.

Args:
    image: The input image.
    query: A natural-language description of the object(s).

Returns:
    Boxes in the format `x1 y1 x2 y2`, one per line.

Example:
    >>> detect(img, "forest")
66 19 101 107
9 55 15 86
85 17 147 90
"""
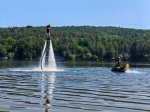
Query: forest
0 26 150 61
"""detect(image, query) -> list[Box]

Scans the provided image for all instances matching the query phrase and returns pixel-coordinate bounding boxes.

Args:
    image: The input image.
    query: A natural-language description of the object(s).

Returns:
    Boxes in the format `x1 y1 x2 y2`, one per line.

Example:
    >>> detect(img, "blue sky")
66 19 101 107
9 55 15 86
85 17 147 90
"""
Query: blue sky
0 0 150 29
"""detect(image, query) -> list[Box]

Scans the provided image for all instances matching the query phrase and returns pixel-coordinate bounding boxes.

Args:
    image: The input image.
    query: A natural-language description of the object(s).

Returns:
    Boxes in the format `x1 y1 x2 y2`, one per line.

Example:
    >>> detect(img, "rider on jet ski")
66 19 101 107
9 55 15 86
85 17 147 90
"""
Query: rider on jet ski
115 57 122 69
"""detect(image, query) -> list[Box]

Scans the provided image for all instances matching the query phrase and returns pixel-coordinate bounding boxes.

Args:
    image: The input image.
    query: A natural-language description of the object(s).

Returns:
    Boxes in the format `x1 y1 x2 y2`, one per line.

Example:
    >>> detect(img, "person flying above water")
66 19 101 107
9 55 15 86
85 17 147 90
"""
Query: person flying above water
46 24 51 40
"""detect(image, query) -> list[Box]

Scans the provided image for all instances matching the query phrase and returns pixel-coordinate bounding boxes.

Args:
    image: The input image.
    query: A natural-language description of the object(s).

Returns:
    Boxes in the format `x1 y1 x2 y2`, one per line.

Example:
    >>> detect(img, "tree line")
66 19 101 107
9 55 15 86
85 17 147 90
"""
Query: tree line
0 26 150 61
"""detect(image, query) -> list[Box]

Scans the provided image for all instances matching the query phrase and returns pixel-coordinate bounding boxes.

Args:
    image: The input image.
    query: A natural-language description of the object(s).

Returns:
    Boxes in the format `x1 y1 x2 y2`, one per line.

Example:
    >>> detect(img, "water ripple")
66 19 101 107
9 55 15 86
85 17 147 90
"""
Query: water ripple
0 67 150 112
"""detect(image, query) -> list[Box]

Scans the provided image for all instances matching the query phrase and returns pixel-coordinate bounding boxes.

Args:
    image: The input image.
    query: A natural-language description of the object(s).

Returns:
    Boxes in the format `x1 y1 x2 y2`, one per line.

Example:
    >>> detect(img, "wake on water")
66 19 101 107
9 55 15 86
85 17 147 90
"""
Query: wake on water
8 68 145 74
126 69 146 74
8 67 64 72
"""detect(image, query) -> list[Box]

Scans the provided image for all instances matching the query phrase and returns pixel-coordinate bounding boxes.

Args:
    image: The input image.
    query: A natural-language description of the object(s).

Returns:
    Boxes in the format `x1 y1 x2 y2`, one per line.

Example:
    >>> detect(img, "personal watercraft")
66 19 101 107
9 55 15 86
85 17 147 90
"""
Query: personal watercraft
111 64 129 72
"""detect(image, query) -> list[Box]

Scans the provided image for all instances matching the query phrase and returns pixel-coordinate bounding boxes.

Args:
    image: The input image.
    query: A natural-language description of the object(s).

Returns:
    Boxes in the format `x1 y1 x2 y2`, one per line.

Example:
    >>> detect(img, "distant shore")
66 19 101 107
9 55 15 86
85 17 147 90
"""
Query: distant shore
0 26 150 61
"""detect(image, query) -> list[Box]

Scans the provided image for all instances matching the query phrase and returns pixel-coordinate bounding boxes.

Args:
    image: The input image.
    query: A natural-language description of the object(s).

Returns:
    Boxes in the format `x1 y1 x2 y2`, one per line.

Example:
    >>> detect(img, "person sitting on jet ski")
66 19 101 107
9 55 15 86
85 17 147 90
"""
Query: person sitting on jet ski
115 57 122 69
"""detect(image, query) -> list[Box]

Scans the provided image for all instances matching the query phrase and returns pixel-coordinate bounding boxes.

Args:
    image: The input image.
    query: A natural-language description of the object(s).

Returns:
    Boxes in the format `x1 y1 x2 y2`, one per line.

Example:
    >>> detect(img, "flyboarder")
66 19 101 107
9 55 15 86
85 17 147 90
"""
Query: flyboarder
46 24 51 40
40 24 51 70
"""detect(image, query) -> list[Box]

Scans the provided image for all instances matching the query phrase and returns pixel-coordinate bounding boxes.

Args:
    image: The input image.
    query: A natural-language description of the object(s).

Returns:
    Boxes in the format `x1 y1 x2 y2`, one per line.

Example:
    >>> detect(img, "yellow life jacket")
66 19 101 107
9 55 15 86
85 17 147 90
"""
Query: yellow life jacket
125 64 129 69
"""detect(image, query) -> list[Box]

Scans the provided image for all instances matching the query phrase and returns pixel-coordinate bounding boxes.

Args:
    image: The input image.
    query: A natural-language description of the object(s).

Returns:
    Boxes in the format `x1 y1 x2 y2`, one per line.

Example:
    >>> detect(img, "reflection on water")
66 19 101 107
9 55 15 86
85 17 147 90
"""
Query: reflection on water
0 70 56 112
0 67 150 112
40 72 55 111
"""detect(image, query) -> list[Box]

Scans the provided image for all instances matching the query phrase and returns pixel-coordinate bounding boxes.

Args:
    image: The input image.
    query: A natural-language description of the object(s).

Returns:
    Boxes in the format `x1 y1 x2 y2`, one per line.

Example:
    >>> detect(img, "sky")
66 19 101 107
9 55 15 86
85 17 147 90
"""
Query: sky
0 0 150 29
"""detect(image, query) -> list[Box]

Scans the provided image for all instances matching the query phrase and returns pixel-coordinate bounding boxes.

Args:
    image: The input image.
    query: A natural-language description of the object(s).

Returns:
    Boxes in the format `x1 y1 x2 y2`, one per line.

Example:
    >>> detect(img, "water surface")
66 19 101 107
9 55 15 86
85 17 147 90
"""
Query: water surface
0 61 150 112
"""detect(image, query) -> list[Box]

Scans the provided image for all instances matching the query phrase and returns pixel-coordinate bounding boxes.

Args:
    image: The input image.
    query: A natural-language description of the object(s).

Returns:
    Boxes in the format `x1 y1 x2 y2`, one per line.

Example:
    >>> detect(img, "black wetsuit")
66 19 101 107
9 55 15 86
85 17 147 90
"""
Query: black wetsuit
116 59 121 68
47 25 50 33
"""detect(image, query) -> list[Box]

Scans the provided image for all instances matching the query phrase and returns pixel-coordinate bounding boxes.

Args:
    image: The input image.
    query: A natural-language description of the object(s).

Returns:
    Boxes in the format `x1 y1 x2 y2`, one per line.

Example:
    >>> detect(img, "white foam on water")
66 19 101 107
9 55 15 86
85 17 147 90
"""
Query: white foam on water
9 67 65 72
126 69 146 74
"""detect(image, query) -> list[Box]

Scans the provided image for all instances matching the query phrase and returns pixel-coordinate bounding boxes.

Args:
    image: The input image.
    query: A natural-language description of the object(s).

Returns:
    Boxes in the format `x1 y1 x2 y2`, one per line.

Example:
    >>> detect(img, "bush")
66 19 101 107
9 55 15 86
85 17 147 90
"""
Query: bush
85 53 92 60
144 54 150 61
68 54 76 61
8 52 14 59
93 55 98 61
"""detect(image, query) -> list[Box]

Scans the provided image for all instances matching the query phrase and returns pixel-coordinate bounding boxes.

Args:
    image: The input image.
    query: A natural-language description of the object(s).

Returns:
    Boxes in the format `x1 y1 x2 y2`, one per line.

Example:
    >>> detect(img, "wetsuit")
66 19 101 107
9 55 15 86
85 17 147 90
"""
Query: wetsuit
116 58 122 68
46 24 51 39
47 25 50 34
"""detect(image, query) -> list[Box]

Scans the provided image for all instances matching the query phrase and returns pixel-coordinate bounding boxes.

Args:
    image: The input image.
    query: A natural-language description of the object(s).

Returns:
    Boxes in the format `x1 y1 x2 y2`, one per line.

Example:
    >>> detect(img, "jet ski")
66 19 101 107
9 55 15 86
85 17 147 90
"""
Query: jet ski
111 64 129 72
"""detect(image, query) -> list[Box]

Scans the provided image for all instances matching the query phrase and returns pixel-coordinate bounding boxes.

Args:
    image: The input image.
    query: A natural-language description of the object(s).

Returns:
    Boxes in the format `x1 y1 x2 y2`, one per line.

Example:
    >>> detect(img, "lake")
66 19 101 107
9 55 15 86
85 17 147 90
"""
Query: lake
0 60 150 112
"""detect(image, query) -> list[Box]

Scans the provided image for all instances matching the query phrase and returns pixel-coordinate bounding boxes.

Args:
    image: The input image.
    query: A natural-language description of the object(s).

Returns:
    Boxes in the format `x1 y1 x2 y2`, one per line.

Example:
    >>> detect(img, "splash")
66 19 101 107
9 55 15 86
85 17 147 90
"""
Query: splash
39 40 57 71
8 67 64 72
126 69 146 74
